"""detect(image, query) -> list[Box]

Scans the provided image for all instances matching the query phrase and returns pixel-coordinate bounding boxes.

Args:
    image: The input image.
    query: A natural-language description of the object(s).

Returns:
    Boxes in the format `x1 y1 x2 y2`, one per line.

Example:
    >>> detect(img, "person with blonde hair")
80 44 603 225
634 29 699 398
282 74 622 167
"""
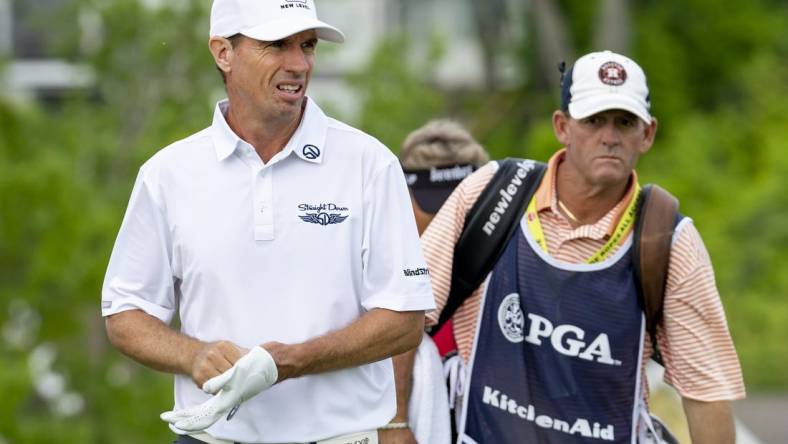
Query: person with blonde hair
382 119 489 444
400 119 489 234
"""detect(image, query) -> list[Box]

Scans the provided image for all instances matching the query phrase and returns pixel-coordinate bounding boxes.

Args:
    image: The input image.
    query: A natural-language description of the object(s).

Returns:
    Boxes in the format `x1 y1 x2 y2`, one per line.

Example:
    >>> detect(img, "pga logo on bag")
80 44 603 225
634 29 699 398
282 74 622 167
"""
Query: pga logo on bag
498 294 525 342
498 293 621 366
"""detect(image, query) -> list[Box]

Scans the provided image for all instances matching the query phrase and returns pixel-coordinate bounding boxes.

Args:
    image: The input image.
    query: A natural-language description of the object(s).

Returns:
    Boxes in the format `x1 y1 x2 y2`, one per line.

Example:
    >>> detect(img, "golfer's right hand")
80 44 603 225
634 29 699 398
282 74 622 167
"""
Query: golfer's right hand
190 340 246 387
162 346 278 432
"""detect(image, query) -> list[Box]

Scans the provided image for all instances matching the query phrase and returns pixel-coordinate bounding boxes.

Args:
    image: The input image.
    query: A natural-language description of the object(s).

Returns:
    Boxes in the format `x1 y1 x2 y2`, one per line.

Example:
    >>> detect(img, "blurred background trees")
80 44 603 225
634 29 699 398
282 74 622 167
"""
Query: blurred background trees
1 0 787 442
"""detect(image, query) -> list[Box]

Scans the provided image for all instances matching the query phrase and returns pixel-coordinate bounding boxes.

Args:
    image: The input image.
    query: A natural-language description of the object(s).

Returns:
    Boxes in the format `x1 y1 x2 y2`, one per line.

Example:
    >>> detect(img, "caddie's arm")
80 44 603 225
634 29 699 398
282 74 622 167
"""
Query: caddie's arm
105 309 245 387
682 398 735 444
658 222 744 444
378 348 419 442
261 308 423 382
375 167 482 442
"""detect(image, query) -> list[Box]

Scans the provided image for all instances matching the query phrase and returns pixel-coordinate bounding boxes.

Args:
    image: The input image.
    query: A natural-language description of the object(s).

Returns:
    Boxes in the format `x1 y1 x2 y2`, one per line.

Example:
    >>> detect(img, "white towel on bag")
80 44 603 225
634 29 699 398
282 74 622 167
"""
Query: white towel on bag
408 333 452 444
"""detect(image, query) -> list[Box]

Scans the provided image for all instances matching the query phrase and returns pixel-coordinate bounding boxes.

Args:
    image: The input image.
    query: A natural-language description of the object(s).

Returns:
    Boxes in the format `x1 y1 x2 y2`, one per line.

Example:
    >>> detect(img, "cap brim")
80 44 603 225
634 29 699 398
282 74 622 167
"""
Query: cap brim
568 94 652 124
241 17 345 43
411 187 455 214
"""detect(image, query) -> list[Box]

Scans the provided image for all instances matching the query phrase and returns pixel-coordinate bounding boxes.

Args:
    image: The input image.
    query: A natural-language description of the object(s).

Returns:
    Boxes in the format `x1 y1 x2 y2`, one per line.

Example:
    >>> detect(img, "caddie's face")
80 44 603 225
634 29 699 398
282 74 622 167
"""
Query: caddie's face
552 109 657 188
224 30 317 122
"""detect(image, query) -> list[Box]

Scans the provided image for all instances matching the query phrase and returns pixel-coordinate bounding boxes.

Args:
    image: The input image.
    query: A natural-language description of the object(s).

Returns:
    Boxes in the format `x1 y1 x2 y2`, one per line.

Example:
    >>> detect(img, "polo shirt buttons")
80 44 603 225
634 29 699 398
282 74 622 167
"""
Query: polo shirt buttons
254 170 274 241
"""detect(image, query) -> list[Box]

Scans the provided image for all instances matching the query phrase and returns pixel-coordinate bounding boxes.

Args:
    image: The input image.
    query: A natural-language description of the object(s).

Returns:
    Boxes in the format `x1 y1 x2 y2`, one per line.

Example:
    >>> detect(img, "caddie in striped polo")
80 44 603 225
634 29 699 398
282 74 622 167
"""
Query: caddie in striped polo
406 50 745 444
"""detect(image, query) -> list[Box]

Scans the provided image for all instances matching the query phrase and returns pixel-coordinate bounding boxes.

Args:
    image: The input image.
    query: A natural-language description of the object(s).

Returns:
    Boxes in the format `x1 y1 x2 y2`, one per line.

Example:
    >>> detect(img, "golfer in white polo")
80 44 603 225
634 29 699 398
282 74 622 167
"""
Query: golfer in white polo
101 1 435 443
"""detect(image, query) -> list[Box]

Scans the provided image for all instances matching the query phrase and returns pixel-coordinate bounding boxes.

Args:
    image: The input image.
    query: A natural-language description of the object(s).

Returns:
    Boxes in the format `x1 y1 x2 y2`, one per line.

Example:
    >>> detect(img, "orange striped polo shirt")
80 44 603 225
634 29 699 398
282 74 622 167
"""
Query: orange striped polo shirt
421 150 745 401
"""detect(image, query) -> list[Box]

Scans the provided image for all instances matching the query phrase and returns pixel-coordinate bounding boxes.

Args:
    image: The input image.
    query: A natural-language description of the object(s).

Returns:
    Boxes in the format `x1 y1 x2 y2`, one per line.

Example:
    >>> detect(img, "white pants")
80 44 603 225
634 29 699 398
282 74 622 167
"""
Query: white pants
188 429 378 444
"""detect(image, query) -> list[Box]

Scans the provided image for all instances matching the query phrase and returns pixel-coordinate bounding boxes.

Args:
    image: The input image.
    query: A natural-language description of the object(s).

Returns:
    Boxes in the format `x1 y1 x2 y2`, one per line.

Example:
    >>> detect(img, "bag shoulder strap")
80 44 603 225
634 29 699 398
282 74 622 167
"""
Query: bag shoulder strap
632 184 679 364
431 158 547 335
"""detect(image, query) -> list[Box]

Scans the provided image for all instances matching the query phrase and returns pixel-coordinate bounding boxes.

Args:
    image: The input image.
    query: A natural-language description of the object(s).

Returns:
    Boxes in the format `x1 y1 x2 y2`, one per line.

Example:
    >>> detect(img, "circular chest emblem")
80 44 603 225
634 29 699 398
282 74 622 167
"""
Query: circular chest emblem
497 293 524 343
316 212 330 225
302 144 320 160
598 61 627 86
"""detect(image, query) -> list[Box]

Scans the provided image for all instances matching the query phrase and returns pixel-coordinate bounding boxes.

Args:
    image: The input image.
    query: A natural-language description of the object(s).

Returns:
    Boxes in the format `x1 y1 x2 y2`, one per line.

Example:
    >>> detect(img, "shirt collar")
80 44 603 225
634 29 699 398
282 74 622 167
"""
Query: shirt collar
535 148 639 236
210 97 329 164
211 99 240 162
289 97 329 164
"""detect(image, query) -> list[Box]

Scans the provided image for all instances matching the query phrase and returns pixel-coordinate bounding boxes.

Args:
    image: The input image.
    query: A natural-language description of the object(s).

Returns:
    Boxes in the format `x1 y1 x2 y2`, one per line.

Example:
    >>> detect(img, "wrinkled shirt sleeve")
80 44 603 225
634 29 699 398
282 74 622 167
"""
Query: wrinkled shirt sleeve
359 159 435 312
101 167 176 323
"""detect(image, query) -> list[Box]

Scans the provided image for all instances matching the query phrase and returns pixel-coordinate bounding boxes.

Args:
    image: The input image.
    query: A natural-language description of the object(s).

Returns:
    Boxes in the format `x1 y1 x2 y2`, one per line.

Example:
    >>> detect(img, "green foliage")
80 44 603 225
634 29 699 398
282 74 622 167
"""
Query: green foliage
0 98 177 442
1 1 787 442
1 1 217 442
346 34 447 153
558 0 600 54
633 0 788 131
632 16 788 386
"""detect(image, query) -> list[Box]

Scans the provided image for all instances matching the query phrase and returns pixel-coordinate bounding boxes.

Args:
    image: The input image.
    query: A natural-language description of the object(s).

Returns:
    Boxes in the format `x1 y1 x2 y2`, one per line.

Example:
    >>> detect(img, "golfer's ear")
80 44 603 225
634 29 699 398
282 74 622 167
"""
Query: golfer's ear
552 110 571 145
209 36 235 75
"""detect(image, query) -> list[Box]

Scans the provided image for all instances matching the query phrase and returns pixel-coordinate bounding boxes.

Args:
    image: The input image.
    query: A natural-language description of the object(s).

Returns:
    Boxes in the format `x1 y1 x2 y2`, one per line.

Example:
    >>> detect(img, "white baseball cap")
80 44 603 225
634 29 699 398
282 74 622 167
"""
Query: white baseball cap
210 0 345 44
561 50 652 123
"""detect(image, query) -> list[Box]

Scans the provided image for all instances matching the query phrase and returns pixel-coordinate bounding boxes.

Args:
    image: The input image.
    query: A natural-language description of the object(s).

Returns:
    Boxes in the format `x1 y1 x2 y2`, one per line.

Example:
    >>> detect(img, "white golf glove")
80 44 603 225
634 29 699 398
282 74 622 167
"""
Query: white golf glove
160 346 278 432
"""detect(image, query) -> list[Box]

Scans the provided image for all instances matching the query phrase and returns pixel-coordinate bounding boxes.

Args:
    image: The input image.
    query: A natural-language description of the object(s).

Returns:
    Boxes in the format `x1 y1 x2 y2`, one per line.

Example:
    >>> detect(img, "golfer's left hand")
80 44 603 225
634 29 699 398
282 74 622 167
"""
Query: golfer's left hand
160 346 278 432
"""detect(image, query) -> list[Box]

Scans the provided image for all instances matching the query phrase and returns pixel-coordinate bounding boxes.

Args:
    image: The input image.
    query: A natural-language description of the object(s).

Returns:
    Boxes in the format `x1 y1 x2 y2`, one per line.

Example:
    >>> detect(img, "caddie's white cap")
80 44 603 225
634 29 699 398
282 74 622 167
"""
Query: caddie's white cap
561 50 652 123
210 0 345 44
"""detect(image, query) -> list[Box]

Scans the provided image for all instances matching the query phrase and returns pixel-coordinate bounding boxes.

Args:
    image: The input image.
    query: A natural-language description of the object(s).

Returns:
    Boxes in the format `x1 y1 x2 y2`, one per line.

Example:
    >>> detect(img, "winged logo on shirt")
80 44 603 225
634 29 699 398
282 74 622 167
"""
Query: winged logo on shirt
299 212 348 226
297 202 350 226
